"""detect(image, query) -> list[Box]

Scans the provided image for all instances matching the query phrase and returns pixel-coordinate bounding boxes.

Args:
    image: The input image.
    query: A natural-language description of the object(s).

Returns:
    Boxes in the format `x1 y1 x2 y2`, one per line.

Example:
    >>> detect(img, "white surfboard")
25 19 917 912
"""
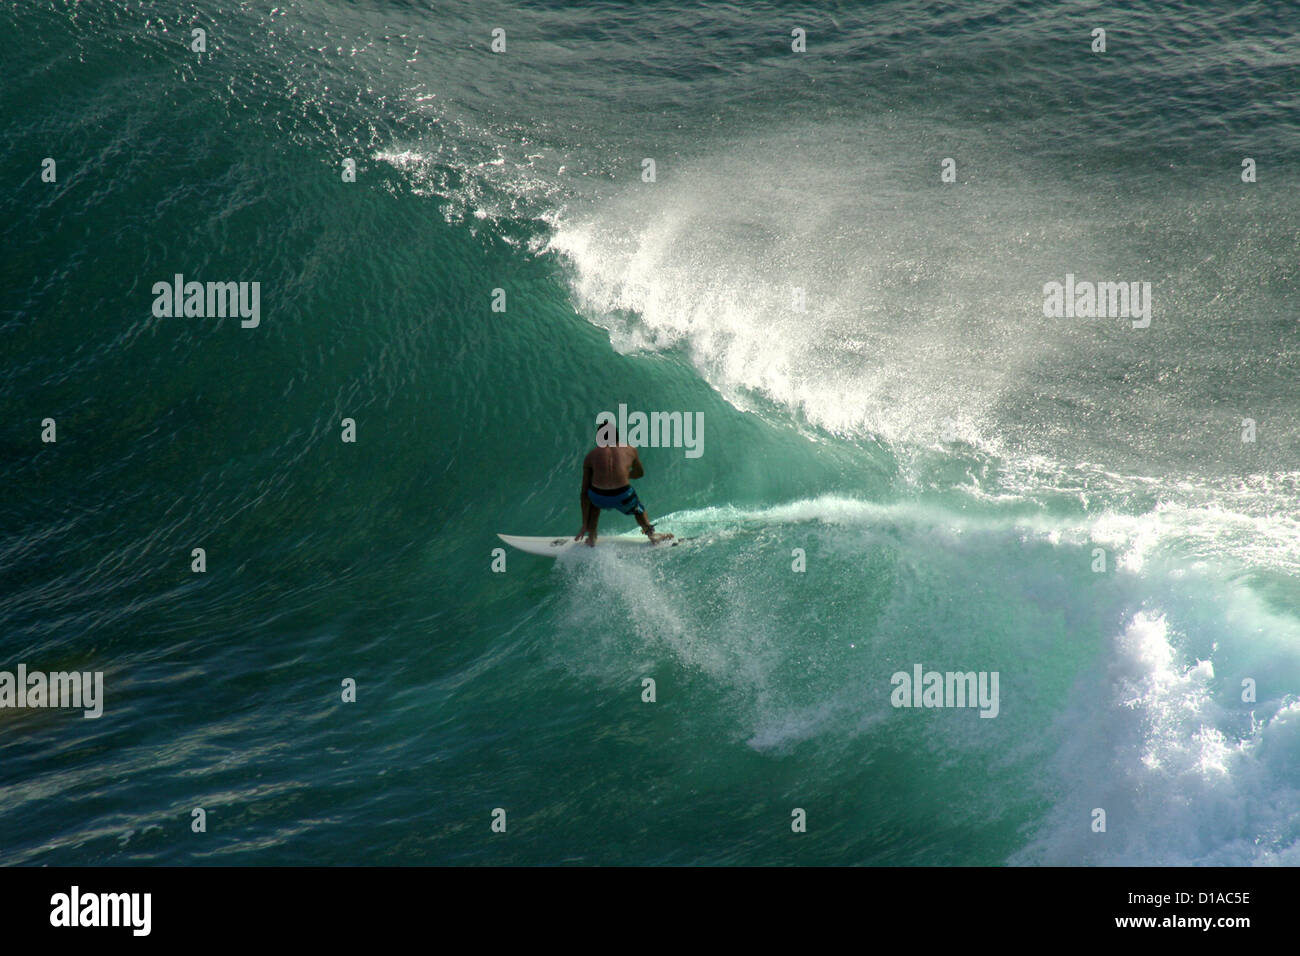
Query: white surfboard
497 533 682 557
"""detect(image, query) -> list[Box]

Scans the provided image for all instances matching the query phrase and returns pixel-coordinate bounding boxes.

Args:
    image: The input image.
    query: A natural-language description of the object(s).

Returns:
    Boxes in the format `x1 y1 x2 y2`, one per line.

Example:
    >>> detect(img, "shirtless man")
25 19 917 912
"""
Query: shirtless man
576 422 672 546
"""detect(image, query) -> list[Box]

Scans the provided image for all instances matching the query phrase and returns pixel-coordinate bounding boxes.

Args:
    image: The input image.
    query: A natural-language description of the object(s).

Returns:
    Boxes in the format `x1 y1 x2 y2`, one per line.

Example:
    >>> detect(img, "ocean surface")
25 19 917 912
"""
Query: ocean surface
2 0 1299 865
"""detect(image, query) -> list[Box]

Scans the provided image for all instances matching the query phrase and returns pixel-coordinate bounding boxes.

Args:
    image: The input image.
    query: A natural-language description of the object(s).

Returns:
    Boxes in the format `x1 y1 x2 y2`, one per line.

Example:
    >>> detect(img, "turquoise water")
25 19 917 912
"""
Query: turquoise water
2 0 1299 864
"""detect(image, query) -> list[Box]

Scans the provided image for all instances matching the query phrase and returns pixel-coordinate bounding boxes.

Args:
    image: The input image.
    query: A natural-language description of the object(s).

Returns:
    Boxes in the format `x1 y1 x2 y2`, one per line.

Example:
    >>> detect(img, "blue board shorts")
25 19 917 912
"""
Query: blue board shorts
587 485 645 516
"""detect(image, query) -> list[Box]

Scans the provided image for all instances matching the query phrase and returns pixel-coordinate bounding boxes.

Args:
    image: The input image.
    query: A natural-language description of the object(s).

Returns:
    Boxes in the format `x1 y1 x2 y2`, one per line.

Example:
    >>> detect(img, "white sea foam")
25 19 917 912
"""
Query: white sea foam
1012 609 1300 865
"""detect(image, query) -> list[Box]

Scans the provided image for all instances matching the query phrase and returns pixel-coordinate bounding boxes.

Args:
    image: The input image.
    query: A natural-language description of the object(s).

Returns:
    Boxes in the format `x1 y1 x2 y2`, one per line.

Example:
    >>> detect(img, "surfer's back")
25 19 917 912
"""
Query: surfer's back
586 444 639 488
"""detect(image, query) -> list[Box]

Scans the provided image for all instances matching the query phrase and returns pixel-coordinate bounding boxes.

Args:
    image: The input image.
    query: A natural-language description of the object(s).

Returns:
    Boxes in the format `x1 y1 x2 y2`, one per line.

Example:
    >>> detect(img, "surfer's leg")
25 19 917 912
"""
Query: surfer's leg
620 487 671 543
634 510 672 545
576 495 593 541
586 505 600 546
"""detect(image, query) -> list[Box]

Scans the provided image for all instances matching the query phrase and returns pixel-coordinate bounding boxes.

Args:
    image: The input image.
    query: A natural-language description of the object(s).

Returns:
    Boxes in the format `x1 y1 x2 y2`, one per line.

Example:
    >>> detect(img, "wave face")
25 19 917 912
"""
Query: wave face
2 0 1298 864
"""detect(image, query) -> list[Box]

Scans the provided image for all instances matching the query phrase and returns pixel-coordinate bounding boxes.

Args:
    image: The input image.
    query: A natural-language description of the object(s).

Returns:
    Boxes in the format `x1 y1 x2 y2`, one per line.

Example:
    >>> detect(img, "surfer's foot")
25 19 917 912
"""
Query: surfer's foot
586 534 597 547
646 532 673 545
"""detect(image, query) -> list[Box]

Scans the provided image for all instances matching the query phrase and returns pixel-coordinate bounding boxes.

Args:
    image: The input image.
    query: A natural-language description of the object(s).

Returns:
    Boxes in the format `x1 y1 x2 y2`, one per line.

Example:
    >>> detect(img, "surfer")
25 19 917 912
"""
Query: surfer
576 423 672 547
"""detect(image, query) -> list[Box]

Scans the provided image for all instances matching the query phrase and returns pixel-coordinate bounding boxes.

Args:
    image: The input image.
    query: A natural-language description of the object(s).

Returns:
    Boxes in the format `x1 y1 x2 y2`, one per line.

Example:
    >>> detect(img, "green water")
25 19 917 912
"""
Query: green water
2 0 1300 865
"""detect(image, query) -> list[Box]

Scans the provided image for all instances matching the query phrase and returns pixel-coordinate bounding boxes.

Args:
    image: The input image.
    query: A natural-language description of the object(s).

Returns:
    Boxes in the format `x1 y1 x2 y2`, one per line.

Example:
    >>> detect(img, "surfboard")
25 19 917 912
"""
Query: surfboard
496 533 683 557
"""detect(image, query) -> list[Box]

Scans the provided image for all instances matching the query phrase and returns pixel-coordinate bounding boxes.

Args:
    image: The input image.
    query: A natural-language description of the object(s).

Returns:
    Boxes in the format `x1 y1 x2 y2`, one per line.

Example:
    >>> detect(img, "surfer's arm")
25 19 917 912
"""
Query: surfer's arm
629 450 645 480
